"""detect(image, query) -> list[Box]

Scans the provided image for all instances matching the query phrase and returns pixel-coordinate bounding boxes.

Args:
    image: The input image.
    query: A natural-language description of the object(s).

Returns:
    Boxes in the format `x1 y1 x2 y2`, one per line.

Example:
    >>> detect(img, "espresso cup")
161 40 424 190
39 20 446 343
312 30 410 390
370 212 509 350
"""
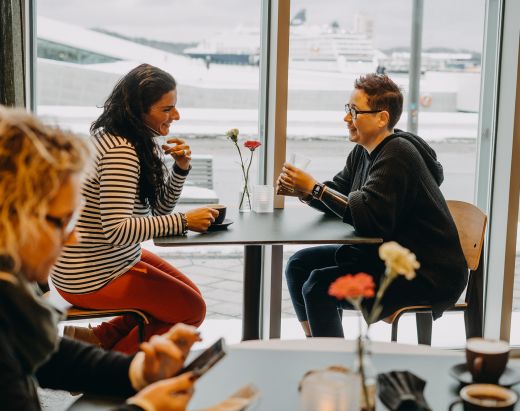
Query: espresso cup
466 338 510 384
206 204 226 225
449 384 518 411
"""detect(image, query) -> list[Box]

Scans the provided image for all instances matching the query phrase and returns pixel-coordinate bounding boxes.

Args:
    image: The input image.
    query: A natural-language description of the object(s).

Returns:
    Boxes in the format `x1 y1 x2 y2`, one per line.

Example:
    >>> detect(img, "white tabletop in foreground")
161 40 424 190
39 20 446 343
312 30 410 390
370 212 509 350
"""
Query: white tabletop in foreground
190 338 466 411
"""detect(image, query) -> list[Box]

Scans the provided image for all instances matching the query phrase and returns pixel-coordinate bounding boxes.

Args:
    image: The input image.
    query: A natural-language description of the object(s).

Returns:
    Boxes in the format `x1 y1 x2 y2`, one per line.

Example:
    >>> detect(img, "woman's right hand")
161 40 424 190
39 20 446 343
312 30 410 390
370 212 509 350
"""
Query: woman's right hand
129 372 195 411
185 208 219 232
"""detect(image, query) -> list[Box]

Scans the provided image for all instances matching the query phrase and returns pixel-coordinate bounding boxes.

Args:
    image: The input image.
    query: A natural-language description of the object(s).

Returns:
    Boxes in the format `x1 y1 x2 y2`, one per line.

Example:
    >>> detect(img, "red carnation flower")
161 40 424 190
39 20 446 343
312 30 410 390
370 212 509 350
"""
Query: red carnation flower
328 273 375 300
244 140 261 151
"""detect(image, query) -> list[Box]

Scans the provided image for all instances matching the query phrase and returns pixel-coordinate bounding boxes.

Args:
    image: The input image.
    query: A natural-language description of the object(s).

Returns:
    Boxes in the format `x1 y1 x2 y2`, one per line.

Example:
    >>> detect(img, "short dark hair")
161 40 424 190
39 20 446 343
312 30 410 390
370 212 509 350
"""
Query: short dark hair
354 73 403 130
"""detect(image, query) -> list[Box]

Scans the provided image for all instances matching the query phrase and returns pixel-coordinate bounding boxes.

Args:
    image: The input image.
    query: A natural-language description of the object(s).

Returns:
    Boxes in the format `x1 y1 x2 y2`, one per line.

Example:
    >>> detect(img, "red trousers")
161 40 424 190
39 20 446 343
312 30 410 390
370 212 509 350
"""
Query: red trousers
58 249 206 354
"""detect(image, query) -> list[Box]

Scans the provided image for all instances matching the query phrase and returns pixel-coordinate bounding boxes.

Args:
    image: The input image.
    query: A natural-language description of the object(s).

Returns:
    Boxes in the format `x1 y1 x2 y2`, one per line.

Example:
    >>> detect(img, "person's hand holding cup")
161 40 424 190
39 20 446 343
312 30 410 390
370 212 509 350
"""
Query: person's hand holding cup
184 207 219 232
205 204 227 225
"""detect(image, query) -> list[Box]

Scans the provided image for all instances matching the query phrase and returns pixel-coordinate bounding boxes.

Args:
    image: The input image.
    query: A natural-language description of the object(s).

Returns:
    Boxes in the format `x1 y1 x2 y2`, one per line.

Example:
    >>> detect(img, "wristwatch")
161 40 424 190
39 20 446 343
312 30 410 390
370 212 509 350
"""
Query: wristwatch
311 182 325 200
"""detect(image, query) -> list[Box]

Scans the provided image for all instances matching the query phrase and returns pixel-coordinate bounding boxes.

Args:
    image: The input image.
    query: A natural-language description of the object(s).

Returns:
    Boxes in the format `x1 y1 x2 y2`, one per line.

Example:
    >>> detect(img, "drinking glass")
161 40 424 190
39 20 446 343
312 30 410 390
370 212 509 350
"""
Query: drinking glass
300 369 361 411
289 153 311 170
252 185 274 213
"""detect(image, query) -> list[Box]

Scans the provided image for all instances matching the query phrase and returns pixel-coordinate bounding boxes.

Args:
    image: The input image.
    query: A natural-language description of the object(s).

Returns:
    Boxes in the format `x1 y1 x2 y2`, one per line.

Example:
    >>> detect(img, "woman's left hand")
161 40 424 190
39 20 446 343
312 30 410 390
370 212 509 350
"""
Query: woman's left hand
280 163 317 195
162 138 191 171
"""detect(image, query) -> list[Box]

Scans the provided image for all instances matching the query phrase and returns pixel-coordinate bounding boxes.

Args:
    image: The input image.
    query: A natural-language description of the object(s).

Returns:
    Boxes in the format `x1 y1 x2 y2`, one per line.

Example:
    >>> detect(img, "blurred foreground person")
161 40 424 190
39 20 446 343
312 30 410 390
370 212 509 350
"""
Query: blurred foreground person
0 106 199 411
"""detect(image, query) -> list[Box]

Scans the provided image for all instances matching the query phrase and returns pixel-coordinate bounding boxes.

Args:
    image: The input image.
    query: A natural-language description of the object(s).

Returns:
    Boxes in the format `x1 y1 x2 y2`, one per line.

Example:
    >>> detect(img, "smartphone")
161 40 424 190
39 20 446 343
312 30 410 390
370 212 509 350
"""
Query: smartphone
177 337 226 378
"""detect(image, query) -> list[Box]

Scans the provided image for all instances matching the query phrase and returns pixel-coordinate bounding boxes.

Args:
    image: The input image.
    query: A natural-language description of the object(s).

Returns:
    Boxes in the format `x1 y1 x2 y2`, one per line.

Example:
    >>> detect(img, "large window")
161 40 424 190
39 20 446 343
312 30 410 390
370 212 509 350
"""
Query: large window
36 0 262 342
32 0 520 347
282 0 485 345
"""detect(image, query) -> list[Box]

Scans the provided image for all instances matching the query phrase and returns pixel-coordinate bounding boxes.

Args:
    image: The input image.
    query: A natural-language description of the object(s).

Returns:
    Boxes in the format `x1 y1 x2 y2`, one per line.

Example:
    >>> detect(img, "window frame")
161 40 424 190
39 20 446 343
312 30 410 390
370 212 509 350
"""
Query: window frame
26 0 520 346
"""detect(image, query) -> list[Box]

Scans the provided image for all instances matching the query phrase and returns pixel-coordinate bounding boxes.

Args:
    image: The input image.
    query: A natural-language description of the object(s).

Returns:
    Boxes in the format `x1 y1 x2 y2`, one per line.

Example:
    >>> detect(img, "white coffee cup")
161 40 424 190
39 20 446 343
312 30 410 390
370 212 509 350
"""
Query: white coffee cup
449 384 517 410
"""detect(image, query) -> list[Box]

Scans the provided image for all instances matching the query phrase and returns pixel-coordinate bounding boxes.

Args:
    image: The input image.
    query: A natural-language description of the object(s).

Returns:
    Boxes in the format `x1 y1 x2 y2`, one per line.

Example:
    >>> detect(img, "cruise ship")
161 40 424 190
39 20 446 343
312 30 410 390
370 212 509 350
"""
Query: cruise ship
184 9 381 73
35 14 481 142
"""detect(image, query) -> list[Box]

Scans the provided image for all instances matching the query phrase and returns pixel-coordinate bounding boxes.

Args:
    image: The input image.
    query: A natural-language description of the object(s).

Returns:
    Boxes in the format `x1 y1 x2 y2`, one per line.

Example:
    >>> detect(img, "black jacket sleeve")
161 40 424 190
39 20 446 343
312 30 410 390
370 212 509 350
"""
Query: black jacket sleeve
0 330 41 411
307 151 355 218
36 337 137 397
347 139 418 237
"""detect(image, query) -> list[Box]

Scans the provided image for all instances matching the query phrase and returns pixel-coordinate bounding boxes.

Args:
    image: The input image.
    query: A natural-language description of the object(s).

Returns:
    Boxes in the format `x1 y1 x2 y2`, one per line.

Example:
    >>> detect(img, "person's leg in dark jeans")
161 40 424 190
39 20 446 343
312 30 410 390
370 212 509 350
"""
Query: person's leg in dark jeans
303 265 355 337
285 245 341 337
303 245 385 337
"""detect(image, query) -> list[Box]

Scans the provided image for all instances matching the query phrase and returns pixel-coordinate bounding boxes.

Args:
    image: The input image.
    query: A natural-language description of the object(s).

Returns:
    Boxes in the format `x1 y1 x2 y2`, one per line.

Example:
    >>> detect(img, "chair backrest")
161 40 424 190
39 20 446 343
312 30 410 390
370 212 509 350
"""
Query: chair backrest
446 200 487 271
186 155 214 189
163 154 214 189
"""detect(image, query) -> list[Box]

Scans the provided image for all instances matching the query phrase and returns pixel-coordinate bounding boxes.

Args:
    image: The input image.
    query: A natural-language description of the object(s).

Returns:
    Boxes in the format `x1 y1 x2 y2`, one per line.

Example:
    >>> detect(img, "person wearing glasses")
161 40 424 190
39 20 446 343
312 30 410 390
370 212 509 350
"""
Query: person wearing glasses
0 107 200 410
50 64 219 353
277 73 466 338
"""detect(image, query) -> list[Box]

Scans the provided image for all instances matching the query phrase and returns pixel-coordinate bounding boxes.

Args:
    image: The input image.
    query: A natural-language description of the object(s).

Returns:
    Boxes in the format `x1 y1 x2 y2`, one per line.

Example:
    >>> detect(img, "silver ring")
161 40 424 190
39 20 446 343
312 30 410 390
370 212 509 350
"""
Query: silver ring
183 149 187 156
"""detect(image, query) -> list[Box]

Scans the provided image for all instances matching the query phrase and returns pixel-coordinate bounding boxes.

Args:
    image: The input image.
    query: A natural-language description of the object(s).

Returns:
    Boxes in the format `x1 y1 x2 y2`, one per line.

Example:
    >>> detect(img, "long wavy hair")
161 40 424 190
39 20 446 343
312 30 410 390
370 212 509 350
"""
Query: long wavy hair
0 107 90 272
90 64 177 210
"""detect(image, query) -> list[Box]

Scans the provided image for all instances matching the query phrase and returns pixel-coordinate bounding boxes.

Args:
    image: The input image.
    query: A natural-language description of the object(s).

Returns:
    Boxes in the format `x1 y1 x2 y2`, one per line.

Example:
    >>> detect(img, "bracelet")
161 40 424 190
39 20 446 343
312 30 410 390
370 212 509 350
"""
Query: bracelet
179 212 188 235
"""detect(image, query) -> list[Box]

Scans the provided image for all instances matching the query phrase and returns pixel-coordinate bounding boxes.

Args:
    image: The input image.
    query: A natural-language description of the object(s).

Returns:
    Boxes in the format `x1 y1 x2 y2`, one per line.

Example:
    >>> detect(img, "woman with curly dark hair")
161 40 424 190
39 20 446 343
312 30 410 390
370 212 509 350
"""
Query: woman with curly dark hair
51 64 218 353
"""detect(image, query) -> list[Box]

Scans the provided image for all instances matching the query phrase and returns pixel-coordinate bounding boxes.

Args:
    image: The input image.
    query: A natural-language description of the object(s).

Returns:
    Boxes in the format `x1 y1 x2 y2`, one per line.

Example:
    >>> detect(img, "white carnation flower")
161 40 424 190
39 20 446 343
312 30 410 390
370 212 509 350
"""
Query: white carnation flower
378 241 420 280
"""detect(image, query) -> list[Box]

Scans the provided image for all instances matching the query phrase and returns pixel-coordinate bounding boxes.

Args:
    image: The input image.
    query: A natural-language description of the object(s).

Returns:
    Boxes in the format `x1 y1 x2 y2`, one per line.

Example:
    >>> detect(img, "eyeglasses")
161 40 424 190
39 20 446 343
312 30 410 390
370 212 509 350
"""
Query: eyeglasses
344 104 382 119
45 211 79 238
44 195 84 237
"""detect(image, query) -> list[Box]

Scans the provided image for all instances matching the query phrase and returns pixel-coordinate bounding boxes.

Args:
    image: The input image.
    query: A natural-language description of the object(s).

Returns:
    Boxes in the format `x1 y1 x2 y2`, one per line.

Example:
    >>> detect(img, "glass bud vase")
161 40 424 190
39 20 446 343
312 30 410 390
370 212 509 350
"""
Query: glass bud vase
354 335 377 411
238 178 252 212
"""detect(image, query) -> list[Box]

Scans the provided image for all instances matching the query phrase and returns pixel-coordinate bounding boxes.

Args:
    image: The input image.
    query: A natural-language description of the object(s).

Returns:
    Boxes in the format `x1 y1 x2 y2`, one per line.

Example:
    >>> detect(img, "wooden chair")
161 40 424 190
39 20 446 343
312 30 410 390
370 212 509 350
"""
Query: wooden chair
388 200 487 345
64 307 150 343
43 287 150 343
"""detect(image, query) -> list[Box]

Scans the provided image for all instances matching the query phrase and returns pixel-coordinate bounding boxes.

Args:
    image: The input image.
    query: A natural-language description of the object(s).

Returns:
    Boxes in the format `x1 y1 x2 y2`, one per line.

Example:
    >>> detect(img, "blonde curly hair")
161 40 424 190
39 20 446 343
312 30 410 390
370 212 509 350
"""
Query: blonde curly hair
0 107 91 272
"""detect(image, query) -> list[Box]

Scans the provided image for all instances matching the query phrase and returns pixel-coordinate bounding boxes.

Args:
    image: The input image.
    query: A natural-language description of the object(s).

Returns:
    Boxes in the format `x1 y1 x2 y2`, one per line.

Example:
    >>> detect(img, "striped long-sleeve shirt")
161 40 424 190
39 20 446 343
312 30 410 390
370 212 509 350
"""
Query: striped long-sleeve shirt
51 132 188 294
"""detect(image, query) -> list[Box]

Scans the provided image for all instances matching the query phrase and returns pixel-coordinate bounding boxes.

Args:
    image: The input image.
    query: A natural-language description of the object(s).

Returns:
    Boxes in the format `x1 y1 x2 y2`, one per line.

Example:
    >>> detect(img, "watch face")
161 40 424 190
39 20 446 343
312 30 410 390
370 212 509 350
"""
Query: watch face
312 183 323 198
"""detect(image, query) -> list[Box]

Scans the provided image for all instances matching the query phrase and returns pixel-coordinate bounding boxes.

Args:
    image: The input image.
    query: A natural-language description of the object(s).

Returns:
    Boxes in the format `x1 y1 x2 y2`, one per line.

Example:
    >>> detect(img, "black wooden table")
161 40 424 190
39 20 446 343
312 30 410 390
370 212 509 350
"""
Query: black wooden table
154 206 382 340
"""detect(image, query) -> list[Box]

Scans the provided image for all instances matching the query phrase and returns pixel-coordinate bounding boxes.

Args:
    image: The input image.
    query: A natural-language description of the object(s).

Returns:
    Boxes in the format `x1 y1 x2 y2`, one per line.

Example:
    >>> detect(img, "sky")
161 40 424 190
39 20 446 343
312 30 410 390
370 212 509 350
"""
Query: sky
38 0 485 51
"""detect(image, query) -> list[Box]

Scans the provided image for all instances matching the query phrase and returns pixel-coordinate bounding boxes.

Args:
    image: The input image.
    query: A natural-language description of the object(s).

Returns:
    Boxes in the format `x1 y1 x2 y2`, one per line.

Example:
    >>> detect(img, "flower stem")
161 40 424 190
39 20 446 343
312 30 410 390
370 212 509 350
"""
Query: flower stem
367 267 394 325
243 149 254 208
353 300 372 411
234 142 250 208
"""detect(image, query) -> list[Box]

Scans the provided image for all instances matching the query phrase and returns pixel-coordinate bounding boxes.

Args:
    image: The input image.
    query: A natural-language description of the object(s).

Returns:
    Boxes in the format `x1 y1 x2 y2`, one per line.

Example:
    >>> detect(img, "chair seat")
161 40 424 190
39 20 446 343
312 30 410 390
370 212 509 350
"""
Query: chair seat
386 302 468 324
66 307 150 324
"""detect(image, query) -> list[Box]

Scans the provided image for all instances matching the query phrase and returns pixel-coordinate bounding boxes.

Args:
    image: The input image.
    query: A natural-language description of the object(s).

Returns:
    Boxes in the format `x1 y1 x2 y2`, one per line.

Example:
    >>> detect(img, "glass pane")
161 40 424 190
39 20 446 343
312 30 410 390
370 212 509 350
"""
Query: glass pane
37 0 261 345
509 198 520 346
282 0 485 345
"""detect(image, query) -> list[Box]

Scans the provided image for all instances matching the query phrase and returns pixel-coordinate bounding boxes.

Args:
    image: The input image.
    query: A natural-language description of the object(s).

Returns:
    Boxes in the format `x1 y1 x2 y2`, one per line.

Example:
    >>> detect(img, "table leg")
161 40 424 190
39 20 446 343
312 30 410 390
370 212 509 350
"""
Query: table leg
242 245 263 340
268 245 283 339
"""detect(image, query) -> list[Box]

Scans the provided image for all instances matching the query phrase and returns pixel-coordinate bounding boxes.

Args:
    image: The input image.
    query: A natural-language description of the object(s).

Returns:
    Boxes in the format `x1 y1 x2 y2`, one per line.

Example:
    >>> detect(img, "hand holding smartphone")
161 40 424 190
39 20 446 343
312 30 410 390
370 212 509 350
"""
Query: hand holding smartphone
176 337 226 379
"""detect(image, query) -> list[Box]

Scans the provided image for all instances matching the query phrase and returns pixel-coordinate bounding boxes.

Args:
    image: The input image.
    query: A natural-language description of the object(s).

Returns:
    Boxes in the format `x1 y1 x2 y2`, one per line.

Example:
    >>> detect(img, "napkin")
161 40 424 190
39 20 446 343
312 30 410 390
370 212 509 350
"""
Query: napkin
377 371 431 411
195 384 260 411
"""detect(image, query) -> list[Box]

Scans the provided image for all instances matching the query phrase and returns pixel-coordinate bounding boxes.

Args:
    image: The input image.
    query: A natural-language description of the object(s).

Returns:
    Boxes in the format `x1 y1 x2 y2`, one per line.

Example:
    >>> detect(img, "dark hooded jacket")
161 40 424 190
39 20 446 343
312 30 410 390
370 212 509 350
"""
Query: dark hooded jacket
309 129 467 319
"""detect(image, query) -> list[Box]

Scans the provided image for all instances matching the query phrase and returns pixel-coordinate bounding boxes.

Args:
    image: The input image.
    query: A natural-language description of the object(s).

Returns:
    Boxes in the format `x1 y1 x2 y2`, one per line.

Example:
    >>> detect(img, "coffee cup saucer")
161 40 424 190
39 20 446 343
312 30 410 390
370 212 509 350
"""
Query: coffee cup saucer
207 219 234 231
450 362 520 388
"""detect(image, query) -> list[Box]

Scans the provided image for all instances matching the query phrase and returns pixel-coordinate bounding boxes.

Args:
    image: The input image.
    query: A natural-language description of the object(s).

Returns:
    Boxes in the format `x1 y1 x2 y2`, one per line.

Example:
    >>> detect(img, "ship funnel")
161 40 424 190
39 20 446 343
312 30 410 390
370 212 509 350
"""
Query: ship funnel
291 9 306 26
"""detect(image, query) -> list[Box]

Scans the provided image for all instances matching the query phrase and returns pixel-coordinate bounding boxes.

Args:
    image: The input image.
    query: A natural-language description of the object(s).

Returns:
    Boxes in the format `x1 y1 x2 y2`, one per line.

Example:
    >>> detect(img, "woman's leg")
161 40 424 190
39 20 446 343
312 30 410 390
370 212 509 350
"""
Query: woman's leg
285 245 340 336
58 250 205 353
